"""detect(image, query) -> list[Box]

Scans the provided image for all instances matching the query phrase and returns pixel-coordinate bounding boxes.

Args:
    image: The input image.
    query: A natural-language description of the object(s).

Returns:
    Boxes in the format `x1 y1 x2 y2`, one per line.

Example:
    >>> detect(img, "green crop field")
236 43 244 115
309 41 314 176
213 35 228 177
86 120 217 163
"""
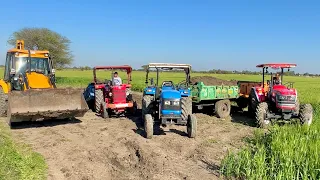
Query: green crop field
0 68 319 179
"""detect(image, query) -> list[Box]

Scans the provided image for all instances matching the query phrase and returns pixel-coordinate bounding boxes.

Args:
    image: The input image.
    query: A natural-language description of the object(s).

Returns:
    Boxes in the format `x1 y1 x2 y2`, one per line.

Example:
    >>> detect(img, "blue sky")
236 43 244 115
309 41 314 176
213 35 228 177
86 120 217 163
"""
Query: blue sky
0 0 319 73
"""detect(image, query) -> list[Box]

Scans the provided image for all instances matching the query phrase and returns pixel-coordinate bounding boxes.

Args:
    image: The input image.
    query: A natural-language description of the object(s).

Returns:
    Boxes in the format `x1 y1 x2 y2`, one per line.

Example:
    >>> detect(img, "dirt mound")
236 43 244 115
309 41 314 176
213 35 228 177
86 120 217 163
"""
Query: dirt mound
190 76 237 86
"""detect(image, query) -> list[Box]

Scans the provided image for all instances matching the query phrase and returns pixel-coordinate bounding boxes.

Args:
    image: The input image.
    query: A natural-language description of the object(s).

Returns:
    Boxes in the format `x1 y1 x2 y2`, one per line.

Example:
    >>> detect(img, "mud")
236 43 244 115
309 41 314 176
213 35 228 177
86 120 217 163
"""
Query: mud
5 92 255 180
190 76 238 86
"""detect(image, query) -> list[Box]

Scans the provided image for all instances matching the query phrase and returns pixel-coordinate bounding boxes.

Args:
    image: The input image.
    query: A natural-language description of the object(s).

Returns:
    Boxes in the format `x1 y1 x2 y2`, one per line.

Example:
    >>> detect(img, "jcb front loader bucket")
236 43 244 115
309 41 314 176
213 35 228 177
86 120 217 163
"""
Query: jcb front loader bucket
7 88 89 123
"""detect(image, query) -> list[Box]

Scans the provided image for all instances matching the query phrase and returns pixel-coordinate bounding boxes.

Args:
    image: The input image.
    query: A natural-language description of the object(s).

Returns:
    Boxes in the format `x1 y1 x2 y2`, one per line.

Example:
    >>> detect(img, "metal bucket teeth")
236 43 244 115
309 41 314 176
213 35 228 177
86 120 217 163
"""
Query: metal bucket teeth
7 88 89 123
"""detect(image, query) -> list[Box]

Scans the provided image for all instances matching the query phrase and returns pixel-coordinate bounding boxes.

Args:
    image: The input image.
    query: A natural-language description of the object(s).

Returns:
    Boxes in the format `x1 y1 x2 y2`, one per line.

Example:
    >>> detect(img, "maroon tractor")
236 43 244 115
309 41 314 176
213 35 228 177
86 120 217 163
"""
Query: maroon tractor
238 63 313 127
84 65 137 118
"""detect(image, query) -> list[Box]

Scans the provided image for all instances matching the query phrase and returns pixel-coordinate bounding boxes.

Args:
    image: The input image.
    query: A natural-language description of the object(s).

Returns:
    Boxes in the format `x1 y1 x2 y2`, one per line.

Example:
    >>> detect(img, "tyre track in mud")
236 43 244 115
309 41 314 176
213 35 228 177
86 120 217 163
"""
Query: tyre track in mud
5 92 255 180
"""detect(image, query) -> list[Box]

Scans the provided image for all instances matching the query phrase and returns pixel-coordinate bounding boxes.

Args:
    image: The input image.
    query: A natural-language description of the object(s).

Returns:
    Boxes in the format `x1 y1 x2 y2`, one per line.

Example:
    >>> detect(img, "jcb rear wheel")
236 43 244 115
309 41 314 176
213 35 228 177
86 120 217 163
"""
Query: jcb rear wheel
0 87 8 117
95 89 104 113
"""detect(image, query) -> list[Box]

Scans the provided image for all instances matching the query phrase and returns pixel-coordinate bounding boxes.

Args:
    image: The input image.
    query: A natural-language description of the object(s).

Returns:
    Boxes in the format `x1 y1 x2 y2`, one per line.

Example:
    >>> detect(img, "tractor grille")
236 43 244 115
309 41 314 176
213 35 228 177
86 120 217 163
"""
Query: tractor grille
277 95 296 104
161 98 181 111
112 89 126 103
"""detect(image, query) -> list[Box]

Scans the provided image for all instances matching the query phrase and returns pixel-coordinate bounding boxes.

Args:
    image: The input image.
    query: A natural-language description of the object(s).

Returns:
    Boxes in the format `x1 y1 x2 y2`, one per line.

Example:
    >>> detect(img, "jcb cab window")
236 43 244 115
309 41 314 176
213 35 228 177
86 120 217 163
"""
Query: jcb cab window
15 57 50 75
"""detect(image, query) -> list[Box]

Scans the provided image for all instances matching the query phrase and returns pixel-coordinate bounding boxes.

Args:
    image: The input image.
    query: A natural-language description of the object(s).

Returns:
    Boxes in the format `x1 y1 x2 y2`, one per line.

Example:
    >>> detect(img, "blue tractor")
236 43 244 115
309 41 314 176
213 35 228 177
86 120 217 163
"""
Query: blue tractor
142 63 197 139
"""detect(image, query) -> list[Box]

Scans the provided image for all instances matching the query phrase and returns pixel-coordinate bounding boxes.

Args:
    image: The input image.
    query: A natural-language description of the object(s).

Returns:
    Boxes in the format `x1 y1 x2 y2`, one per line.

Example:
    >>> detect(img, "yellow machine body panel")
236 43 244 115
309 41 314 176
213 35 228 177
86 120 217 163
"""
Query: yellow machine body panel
0 80 10 93
25 72 53 89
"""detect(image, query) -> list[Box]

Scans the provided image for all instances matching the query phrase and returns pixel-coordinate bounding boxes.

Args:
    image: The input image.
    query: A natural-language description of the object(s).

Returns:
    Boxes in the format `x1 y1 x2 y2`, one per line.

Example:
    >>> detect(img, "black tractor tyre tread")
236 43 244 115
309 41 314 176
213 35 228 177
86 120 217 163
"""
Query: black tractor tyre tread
187 114 197 138
144 114 154 139
255 102 269 128
142 95 153 119
95 89 104 113
299 104 313 126
181 97 192 121
0 87 8 117
215 99 231 118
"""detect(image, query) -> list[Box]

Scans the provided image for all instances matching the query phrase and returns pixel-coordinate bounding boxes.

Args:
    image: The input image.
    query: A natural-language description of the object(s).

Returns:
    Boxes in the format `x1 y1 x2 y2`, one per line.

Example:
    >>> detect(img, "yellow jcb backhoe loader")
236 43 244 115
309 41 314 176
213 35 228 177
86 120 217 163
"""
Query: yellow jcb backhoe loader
0 40 89 127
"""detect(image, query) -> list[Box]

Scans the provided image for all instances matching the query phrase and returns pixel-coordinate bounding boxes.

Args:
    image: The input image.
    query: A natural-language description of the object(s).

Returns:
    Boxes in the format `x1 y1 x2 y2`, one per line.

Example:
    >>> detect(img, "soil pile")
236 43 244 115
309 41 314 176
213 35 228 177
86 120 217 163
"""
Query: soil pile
190 76 238 86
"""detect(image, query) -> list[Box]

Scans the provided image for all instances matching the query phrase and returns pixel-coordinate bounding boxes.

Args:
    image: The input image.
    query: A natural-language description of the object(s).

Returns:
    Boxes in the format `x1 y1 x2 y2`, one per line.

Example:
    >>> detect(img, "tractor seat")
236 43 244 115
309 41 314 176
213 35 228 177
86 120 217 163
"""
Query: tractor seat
162 81 174 87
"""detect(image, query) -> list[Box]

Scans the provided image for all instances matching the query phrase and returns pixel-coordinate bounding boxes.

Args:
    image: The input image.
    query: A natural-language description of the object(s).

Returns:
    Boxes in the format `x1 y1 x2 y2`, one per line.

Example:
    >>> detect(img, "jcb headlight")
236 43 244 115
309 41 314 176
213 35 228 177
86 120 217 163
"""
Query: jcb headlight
164 101 170 105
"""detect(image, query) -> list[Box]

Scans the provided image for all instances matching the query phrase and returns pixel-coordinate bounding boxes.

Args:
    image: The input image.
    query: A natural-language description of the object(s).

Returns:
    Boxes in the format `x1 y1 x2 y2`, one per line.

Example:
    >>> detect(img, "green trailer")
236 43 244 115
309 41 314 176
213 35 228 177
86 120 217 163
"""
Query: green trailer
190 81 239 118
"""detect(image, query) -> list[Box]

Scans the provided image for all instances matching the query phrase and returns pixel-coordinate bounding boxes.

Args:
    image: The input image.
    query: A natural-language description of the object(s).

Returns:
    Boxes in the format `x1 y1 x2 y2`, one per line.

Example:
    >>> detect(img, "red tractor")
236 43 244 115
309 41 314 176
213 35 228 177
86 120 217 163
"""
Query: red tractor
84 65 137 118
243 63 313 127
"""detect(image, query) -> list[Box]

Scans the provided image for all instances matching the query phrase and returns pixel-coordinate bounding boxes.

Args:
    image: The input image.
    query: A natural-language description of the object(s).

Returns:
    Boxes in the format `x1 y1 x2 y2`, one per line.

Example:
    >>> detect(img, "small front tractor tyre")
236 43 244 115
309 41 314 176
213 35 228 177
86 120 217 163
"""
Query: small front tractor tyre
181 97 192 121
293 98 300 116
144 114 153 139
101 102 108 119
95 89 104 113
0 87 8 117
215 100 231 118
299 104 313 126
187 114 197 138
255 102 270 128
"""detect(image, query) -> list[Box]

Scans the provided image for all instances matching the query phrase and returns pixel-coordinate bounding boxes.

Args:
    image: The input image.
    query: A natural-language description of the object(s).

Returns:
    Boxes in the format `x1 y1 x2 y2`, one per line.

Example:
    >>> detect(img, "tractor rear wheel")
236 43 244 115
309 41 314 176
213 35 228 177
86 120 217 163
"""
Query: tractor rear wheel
0 87 8 117
215 100 231 118
181 97 192 121
101 102 108 119
255 102 270 128
95 89 104 113
299 104 313 126
187 114 197 138
142 95 153 120
144 114 153 139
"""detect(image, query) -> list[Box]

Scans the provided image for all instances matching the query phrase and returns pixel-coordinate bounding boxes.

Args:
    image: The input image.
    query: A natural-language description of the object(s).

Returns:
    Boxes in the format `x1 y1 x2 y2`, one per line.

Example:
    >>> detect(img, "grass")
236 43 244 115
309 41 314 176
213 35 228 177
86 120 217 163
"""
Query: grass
0 123 47 180
0 68 319 179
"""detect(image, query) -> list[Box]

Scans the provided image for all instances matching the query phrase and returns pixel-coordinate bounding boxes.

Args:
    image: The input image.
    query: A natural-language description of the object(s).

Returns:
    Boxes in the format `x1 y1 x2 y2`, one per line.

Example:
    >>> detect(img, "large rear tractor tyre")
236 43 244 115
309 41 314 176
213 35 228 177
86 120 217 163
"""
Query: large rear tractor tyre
255 102 270 128
181 97 192 121
215 100 231 118
0 87 8 117
142 95 153 120
299 104 313 126
144 114 153 139
187 114 197 138
101 102 108 119
95 89 104 113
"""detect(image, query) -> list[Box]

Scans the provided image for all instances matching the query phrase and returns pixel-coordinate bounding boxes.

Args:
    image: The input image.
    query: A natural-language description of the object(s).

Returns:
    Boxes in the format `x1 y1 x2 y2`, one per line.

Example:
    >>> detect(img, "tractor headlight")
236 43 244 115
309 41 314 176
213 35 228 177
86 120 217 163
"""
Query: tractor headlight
173 101 180 106
109 92 112 96
164 101 170 105
183 90 188 94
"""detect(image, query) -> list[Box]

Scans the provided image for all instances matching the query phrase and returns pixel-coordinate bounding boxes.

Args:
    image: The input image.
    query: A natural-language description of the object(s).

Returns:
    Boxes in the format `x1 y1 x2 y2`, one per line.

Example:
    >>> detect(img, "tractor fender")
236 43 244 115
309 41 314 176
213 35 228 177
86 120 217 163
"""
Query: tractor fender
251 87 266 103
0 79 10 93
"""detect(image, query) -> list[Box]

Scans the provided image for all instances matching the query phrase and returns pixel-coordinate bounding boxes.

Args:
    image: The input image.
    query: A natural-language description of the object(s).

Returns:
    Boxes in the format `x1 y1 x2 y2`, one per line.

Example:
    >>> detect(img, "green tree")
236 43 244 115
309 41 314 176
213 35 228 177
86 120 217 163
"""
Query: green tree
8 27 73 68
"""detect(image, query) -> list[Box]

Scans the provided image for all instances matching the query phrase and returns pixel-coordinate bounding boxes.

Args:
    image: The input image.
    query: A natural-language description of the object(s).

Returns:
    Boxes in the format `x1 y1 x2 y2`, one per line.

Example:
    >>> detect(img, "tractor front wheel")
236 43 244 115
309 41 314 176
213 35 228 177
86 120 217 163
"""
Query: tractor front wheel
144 114 153 139
142 95 153 119
187 114 197 138
299 104 313 126
215 100 231 118
101 102 108 119
255 102 270 128
0 87 8 117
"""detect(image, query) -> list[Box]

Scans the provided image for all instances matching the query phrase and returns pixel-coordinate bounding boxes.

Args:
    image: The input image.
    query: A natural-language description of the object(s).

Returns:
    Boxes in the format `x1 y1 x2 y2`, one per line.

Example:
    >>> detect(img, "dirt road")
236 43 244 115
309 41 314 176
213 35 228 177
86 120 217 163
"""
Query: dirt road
6 93 255 180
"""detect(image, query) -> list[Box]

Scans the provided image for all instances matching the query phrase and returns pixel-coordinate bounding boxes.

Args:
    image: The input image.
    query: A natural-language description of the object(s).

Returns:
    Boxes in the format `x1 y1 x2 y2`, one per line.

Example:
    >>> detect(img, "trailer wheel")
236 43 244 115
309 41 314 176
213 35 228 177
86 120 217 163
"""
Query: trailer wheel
187 114 197 138
144 114 153 139
0 87 8 117
299 104 313 126
255 102 270 128
101 102 108 119
95 89 104 113
181 97 192 121
215 100 231 118
142 95 153 119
